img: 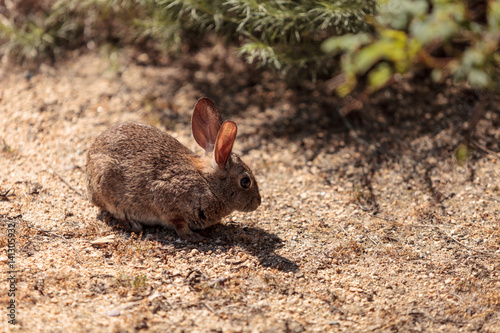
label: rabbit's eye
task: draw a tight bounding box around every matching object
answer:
[240,177,251,189]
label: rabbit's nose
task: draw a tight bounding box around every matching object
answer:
[254,195,261,207]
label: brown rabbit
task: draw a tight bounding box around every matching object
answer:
[86,97,261,241]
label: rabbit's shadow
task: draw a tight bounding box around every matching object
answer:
[98,212,299,273]
[199,222,299,273]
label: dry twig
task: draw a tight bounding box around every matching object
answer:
[470,140,500,159]
[417,225,497,257]
[368,214,497,257]
[50,167,83,197]
[201,302,219,315]
[475,194,500,203]
[17,218,84,264]
[0,188,12,201]
[90,234,116,246]
[365,233,378,246]
[338,222,349,236]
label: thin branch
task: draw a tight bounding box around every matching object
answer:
[368,214,398,224]
[470,140,500,159]
[338,223,349,236]
[477,195,500,202]
[339,212,352,236]
[425,225,496,257]
[368,214,497,257]
[365,233,378,246]
[50,167,83,197]
[201,302,219,316]
[13,218,84,264]
[0,188,12,201]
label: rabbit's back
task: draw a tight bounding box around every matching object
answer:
[86,122,203,223]
[88,122,194,164]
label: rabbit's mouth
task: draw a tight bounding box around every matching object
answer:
[241,196,261,212]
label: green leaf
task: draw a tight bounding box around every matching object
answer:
[467,68,490,88]
[431,68,443,82]
[462,48,485,68]
[455,144,470,167]
[352,43,385,73]
[321,33,371,54]
[489,2,500,28]
[368,63,393,90]
[376,0,428,29]
[336,74,357,97]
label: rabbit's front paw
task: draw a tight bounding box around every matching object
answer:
[172,219,204,242]
[121,218,143,233]
[180,230,204,243]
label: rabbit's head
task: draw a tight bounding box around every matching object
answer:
[191,98,261,213]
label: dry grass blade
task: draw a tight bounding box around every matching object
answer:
[471,140,500,158]
[50,167,83,197]
[426,225,498,258]
[201,302,221,317]
[368,214,498,257]
[20,218,84,264]
[338,223,349,236]
[365,233,378,246]
[476,194,500,203]
[106,301,142,317]
[0,188,12,201]
[90,235,116,246]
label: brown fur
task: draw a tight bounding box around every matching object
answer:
[86,99,261,241]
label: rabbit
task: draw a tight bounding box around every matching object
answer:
[85,97,261,241]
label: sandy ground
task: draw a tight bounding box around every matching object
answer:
[0,44,499,332]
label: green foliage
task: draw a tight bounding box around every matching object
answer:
[454,143,470,166]
[115,272,148,289]
[0,0,375,78]
[322,0,500,95]
[0,0,181,62]
[221,0,376,73]
[1,0,498,92]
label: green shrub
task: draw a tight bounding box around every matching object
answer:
[4,0,495,95]
[0,0,171,62]
[0,0,375,78]
[322,0,500,95]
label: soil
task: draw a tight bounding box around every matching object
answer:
[0,43,499,332]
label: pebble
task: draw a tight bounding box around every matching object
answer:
[107,309,121,317]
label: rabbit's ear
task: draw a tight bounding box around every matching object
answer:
[214,121,237,168]
[192,97,223,153]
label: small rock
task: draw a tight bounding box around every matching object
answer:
[107,309,120,317]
